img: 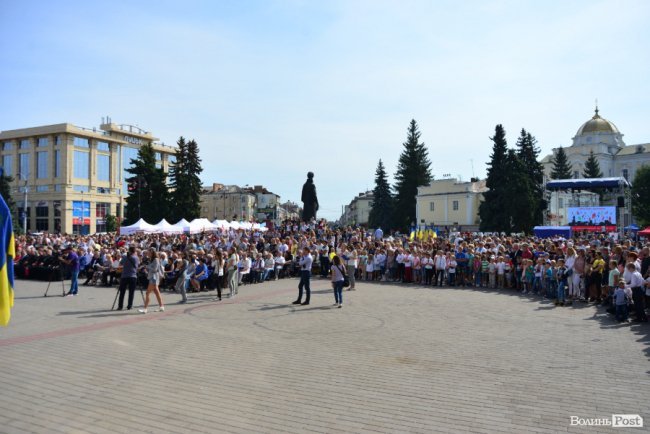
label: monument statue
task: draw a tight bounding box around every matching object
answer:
[301,172,319,221]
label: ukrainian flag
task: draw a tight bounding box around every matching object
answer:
[0,194,15,326]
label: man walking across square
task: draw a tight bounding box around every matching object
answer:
[293,247,313,306]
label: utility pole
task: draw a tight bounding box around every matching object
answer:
[16,172,28,234]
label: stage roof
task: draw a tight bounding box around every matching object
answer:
[545,177,630,190]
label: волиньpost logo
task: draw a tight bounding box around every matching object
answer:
[570,415,644,428]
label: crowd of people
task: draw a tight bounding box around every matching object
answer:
[12,219,650,323]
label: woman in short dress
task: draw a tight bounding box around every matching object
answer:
[139,248,165,314]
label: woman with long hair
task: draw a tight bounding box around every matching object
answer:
[331,255,346,308]
[139,248,165,314]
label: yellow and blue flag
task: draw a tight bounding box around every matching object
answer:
[0,193,15,326]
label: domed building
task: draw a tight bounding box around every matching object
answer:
[542,106,650,182]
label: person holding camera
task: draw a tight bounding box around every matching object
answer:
[60,245,80,296]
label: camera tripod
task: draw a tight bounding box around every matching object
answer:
[111,280,146,310]
[44,266,66,297]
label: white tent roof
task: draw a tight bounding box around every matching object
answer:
[190,218,219,232]
[154,219,184,234]
[120,218,158,235]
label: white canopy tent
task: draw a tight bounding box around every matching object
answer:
[153,219,184,234]
[120,218,158,235]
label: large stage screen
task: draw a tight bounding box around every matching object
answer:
[567,207,616,225]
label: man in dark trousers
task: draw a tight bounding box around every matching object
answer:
[293,247,313,306]
[117,246,139,310]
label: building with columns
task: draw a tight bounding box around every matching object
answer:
[0,119,176,234]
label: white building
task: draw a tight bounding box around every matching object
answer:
[340,191,374,226]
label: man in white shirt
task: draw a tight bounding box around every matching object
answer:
[626,262,648,322]
[293,247,313,305]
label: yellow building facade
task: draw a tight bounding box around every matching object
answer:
[0,120,176,234]
[416,178,487,231]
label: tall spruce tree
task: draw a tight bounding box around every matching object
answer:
[368,159,393,230]
[582,150,603,178]
[184,139,203,220]
[168,137,203,221]
[550,146,573,179]
[504,150,536,233]
[516,129,545,227]
[124,143,170,225]
[393,120,432,230]
[632,165,650,226]
[479,124,510,232]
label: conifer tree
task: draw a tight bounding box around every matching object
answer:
[550,146,573,179]
[582,150,603,178]
[368,159,393,230]
[479,124,510,232]
[632,165,650,226]
[393,120,432,230]
[168,137,204,221]
[504,150,535,233]
[0,172,20,233]
[184,139,203,220]
[516,129,545,227]
[124,143,170,225]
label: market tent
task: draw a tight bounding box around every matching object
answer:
[190,218,219,232]
[212,219,230,229]
[625,224,639,231]
[638,227,650,237]
[120,218,158,235]
[533,226,572,239]
[153,219,184,234]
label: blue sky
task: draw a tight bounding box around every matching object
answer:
[1,0,649,220]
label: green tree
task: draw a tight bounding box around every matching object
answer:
[504,150,536,233]
[169,137,203,221]
[632,165,650,227]
[368,159,393,230]
[516,129,545,227]
[393,119,432,230]
[582,150,603,178]
[550,146,573,179]
[124,143,170,225]
[105,214,117,232]
[0,173,20,233]
[479,124,511,232]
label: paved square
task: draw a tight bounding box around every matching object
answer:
[1,278,648,433]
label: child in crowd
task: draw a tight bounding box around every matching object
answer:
[605,260,619,304]
[365,253,374,281]
[473,254,482,287]
[533,258,544,295]
[481,253,490,287]
[488,256,496,289]
[447,255,457,286]
[613,279,631,322]
[496,256,505,289]
[524,260,535,294]
[555,259,568,306]
[544,262,554,299]
[504,258,512,289]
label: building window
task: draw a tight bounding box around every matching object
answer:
[429,202,435,211]
[54,150,61,178]
[122,146,139,191]
[36,186,49,192]
[73,150,89,179]
[19,139,30,149]
[37,138,48,147]
[155,152,161,161]
[54,218,61,233]
[558,198,564,209]
[452,200,459,211]
[36,206,48,217]
[97,154,110,181]
[73,185,89,192]
[19,154,30,177]
[95,202,110,232]
[573,171,579,179]
[2,155,13,176]
[622,169,629,180]
[54,184,62,192]
[3,142,12,151]
[53,201,62,217]
[55,136,61,146]
[97,141,110,152]
[36,151,48,179]
[73,137,89,148]
[36,219,49,231]
[36,206,49,231]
